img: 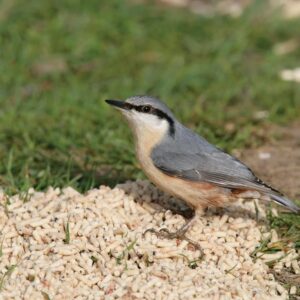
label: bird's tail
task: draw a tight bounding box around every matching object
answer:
[270,193,300,213]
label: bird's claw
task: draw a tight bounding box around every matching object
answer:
[143,227,203,253]
[143,227,179,238]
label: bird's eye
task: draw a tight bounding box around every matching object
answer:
[141,105,151,113]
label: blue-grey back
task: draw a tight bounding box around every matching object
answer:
[151,121,270,191]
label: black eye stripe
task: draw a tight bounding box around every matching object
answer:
[125,103,175,137]
[141,105,151,113]
[123,103,134,110]
[153,109,175,137]
[123,104,150,112]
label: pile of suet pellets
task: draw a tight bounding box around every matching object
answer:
[0,180,299,299]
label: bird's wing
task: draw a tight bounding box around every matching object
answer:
[151,147,276,194]
[151,146,300,213]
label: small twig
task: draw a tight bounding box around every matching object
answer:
[63,221,70,244]
[41,291,51,300]
[0,234,5,258]
[225,263,238,277]
[0,265,17,291]
[180,253,204,269]
[116,239,137,267]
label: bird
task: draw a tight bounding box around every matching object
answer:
[106,95,300,244]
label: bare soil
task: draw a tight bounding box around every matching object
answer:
[155,0,300,18]
[157,0,251,16]
[239,122,300,200]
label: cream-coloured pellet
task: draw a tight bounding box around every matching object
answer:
[0,181,290,300]
[290,286,297,295]
[291,260,300,274]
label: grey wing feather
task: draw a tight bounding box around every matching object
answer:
[153,149,300,213]
[150,124,300,213]
[151,139,276,195]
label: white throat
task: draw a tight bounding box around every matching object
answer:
[123,111,170,152]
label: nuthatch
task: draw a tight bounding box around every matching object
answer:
[106,96,299,243]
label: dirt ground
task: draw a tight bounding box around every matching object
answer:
[239,122,300,200]
[157,0,300,18]
[157,0,251,17]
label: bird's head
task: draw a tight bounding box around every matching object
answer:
[105,96,176,139]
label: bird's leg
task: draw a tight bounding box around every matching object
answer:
[144,211,203,253]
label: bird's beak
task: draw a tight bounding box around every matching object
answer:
[105,99,126,110]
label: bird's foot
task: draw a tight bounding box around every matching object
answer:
[144,218,203,253]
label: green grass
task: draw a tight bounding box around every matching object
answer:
[250,210,300,290]
[0,0,299,292]
[0,0,300,194]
